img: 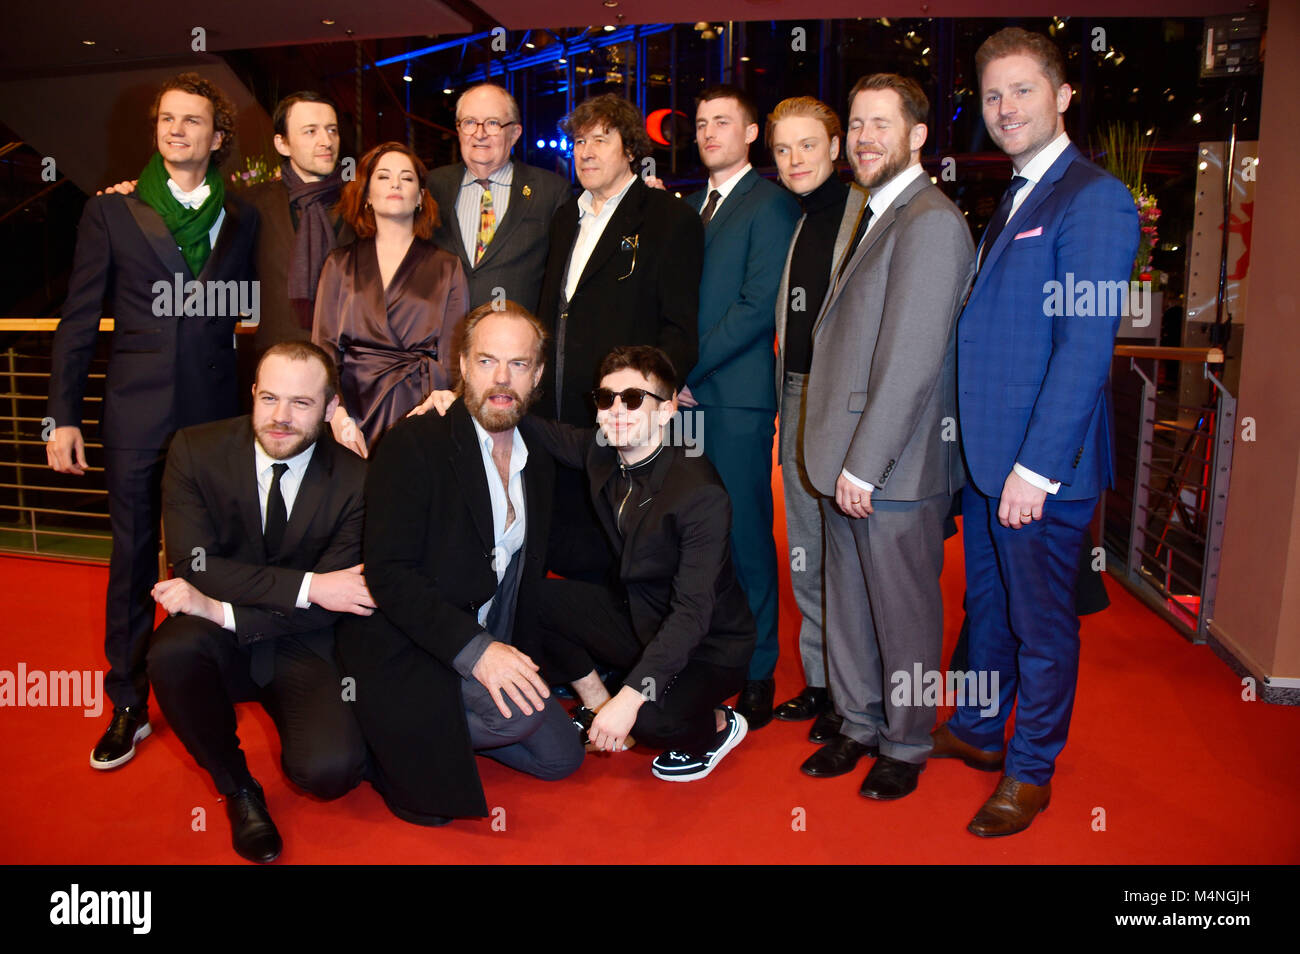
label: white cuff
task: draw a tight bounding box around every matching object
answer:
[1013,462,1061,495]
[221,602,236,632]
[296,572,313,609]
[840,469,875,493]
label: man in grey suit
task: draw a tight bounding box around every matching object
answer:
[799,75,974,800]
[426,83,571,313]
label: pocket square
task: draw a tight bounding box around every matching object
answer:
[1014,226,1043,240]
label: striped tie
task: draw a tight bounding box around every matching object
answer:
[475,178,496,265]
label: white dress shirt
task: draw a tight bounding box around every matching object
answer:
[220,439,317,631]
[564,171,638,303]
[470,416,529,627]
[166,177,225,250]
[840,162,928,494]
[457,162,513,263]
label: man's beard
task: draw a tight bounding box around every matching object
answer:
[255,418,323,460]
[466,381,536,432]
[855,135,911,190]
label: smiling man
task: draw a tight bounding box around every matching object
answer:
[519,345,757,782]
[427,83,571,312]
[47,72,259,773]
[935,28,1139,837]
[243,92,354,355]
[146,341,370,863]
[800,74,973,801]
[680,85,800,731]
[535,93,702,580]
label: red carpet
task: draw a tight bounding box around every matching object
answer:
[2,504,1298,863]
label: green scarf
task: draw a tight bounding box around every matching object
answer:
[136,152,225,277]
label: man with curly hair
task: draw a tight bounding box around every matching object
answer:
[47,71,259,772]
[535,93,703,579]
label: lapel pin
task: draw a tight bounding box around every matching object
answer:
[522,185,532,198]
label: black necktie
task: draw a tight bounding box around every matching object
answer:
[700,189,722,227]
[263,463,289,559]
[977,175,1029,270]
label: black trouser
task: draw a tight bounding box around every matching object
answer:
[535,578,746,754]
[148,615,366,798]
[102,446,169,710]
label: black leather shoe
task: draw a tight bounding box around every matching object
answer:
[859,755,924,800]
[808,708,843,745]
[225,781,283,864]
[90,706,151,770]
[735,678,775,730]
[800,733,878,777]
[773,686,828,722]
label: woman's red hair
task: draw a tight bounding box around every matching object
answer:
[337,141,439,239]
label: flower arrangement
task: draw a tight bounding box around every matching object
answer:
[1094,122,1161,282]
[228,153,282,188]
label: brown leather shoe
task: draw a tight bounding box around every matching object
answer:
[930,722,1003,772]
[967,775,1051,837]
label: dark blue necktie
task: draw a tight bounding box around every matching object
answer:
[977,175,1029,270]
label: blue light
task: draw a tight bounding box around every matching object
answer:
[549,139,558,148]
[560,137,568,150]
[536,139,545,148]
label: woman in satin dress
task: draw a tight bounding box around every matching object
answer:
[313,141,468,456]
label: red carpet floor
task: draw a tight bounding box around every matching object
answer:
[2,506,1298,864]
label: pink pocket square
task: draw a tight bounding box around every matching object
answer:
[1014,226,1043,239]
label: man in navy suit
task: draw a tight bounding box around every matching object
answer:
[934,28,1138,836]
[680,85,800,728]
[47,72,258,773]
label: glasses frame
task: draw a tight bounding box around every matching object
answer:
[591,387,670,412]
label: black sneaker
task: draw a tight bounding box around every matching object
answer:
[651,706,748,782]
[90,705,151,770]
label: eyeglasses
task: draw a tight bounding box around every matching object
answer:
[591,387,669,411]
[457,118,518,136]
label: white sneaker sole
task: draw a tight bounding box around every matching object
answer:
[89,722,152,770]
[652,711,749,782]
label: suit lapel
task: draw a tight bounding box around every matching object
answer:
[586,446,622,549]
[125,195,191,279]
[197,197,244,283]
[278,431,335,559]
[701,170,756,249]
[231,420,266,555]
[449,403,496,554]
[979,143,1080,279]
[573,177,645,296]
[774,214,805,347]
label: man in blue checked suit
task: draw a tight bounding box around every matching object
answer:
[933,27,1139,836]
[679,85,801,728]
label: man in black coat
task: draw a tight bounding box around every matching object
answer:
[522,345,756,782]
[47,73,258,772]
[535,94,703,579]
[427,83,571,313]
[336,302,583,826]
[147,342,370,863]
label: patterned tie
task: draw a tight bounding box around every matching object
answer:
[475,178,496,265]
[977,175,1029,271]
[700,189,722,227]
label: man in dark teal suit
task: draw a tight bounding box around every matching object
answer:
[680,85,800,728]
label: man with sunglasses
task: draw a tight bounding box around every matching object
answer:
[519,346,757,782]
[427,83,571,313]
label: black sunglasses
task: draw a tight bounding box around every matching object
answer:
[591,387,669,411]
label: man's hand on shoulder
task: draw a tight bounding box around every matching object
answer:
[471,641,550,718]
[152,578,224,625]
[96,179,138,197]
[308,564,376,615]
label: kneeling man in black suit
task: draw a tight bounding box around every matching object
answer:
[147,341,371,863]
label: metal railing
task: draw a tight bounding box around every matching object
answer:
[1103,345,1234,642]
